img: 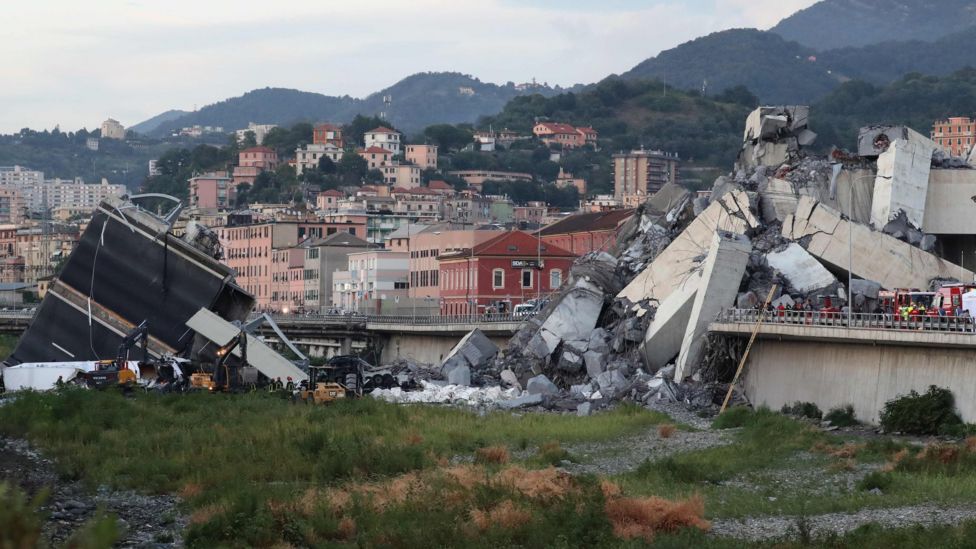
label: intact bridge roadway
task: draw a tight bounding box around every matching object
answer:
[709,309,976,425]
[0,310,526,365]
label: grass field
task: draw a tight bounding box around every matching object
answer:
[4,391,976,547]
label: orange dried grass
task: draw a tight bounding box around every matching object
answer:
[605,494,710,542]
[475,445,511,465]
[658,424,677,439]
[469,500,533,532]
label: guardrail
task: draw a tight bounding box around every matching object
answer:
[0,309,34,319]
[251,312,534,326]
[717,309,976,333]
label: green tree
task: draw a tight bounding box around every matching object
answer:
[318,156,337,174]
[240,130,258,148]
[365,169,385,184]
[423,124,473,151]
[338,152,368,185]
[344,115,396,147]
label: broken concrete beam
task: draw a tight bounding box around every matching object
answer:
[441,328,498,372]
[857,125,911,157]
[850,279,881,300]
[618,189,758,305]
[8,197,253,365]
[784,196,976,290]
[674,232,752,381]
[766,243,837,295]
[758,177,798,223]
[536,278,604,357]
[642,271,699,371]
[447,364,471,386]
[871,128,938,230]
[743,106,810,142]
[497,393,543,410]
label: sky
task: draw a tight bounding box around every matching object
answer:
[1,0,817,133]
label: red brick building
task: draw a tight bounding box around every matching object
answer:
[438,231,575,315]
[932,117,976,157]
[536,209,633,256]
[313,123,344,147]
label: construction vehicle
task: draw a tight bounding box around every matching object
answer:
[298,365,348,404]
[79,320,148,389]
[298,355,367,404]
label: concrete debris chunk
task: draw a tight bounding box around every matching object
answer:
[765,243,838,295]
[441,328,498,374]
[499,369,521,390]
[496,393,544,409]
[446,364,471,387]
[857,125,910,157]
[785,196,975,290]
[526,374,559,396]
[576,402,592,417]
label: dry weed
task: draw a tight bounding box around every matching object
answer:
[494,466,575,501]
[827,458,856,472]
[189,503,226,525]
[658,424,677,439]
[605,494,709,542]
[828,443,865,459]
[475,445,511,465]
[404,431,424,446]
[178,482,203,499]
[337,516,357,540]
[600,479,622,499]
[470,500,533,531]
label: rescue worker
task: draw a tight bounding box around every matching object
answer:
[285,377,295,391]
[273,377,283,391]
[55,375,64,389]
[777,303,786,320]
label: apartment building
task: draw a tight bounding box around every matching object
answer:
[302,232,371,313]
[612,149,679,207]
[189,171,235,210]
[405,144,438,169]
[932,117,976,157]
[363,126,401,155]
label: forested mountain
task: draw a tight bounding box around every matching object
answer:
[127,109,189,135]
[620,29,840,104]
[771,0,976,51]
[141,72,571,138]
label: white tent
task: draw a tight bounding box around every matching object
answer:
[962,290,976,318]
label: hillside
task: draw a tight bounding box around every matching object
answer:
[128,109,189,135]
[481,77,755,168]
[620,29,842,104]
[143,72,570,138]
[812,68,976,149]
[771,0,976,51]
[818,26,976,84]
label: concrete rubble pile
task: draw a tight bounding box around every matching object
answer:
[399,104,976,416]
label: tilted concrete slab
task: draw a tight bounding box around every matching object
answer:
[871,129,937,229]
[642,275,699,371]
[674,232,752,380]
[784,196,975,290]
[766,243,837,294]
[618,189,758,304]
[759,168,875,225]
[186,308,307,383]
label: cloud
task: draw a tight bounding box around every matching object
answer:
[0,0,817,133]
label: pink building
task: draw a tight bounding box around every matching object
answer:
[514,202,548,225]
[405,144,438,169]
[189,171,235,209]
[271,247,306,313]
[217,220,366,310]
[316,189,344,212]
[239,146,279,169]
[532,122,598,149]
[358,146,394,170]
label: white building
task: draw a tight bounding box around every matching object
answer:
[100,118,126,140]
[235,123,277,145]
[364,126,401,155]
[148,159,161,177]
[21,178,126,212]
[332,250,409,313]
[0,166,43,187]
[295,143,343,175]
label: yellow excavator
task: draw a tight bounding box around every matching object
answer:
[298,357,365,404]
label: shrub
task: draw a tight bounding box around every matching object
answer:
[474,445,510,465]
[857,471,893,492]
[658,424,677,439]
[825,405,859,427]
[712,406,755,429]
[781,401,823,420]
[534,441,574,466]
[0,483,43,549]
[879,386,962,435]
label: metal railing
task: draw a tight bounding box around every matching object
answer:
[250,311,533,326]
[717,308,976,333]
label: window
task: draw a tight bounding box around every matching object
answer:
[492,269,504,289]
[521,269,533,289]
[550,269,562,289]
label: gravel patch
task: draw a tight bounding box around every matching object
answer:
[711,504,976,541]
[557,424,736,476]
[721,451,882,497]
[0,437,186,547]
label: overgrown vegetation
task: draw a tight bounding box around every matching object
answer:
[0,390,672,547]
[825,405,859,427]
[0,482,119,548]
[781,401,824,421]
[879,385,962,435]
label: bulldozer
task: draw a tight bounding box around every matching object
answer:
[79,320,148,389]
